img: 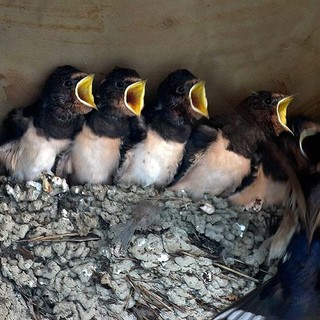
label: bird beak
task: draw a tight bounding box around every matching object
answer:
[299,127,320,159]
[75,74,97,109]
[124,80,147,117]
[189,81,209,118]
[276,95,294,134]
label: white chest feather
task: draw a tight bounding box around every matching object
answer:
[0,124,70,181]
[171,131,251,199]
[116,130,185,187]
[71,126,121,184]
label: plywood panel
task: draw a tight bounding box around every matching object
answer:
[1,0,320,120]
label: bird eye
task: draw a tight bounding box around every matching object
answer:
[63,80,73,88]
[265,98,272,105]
[176,86,186,94]
[115,81,125,89]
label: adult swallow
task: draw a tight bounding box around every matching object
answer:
[228,138,305,213]
[115,69,208,188]
[228,116,319,259]
[56,67,146,185]
[170,91,294,199]
[228,116,319,260]
[0,65,96,181]
[213,171,320,320]
[268,119,320,259]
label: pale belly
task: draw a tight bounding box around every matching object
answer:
[170,132,251,199]
[71,127,121,184]
[12,126,70,181]
[116,130,185,187]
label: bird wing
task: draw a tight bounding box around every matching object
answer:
[54,148,73,179]
[0,104,37,144]
[0,139,21,172]
[213,277,279,319]
[215,231,320,320]
[170,124,217,185]
[119,116,146,166]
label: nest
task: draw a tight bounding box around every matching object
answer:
[0,175,280,320]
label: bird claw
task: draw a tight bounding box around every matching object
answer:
[244,198,263,212]
[40,171,69,195]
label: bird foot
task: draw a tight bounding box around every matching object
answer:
[40,171,69,195]
[244,198,263,212]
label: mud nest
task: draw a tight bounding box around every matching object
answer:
[0,175,280,320]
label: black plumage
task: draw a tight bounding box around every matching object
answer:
[0,65,96,181]
[115,69,208,188]
[230,116,319,258]
[213,172,320,320]
[56,67,146,185]
[215,116,320,320]
[170,91,295,199]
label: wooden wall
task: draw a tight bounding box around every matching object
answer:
[1,0,320,120]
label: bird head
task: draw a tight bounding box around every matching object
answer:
[96,67,146,117]
[240,91,294,136]
[156,69,208,126]
[42,65,97,119]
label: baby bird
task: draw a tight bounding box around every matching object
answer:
[214,159,320,320]
[115,69,208,188]
[170,91,294,199]
[0,65,96,181]
[57,67,146,185]
[229,117,319,259]
[229,116,320,210]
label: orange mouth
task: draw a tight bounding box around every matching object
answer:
[75,74,97,109]
[189,81,209,118]
[276,95,294,134]
[124,80,147,116]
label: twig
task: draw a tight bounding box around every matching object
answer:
[212,262,259,283]
[126,275,186,313]
[17,233,100,243]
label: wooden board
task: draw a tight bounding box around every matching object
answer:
[1,0,320,120]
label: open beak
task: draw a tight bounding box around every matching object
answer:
[75,74,97,109]
[276,95,294,134]
[189,81,209,118]
[299,127,320,159]
[124,80,146,116]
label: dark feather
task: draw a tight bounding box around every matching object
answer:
[0,104,38,144]
[59,67,146,185]
[214,232,320,320]
[116,69,207,188]
[214,173,320,320]
[0,65,93,181]
[170,91,290,198]
[146,69,204,143]
[170,124,217,185]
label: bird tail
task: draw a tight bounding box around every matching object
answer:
[268,156,306,260]
[213,278,278,320]
[303,173,320,243]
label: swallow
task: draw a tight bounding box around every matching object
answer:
[267,119,320,259]
[170,91,295,199]
[115,69,208,188]
[213,173,320,320]
[56,67,146,185]
[227,117,319,258]
[230,115,320,205]
[0,65,96,182]
[228,138,304,212]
